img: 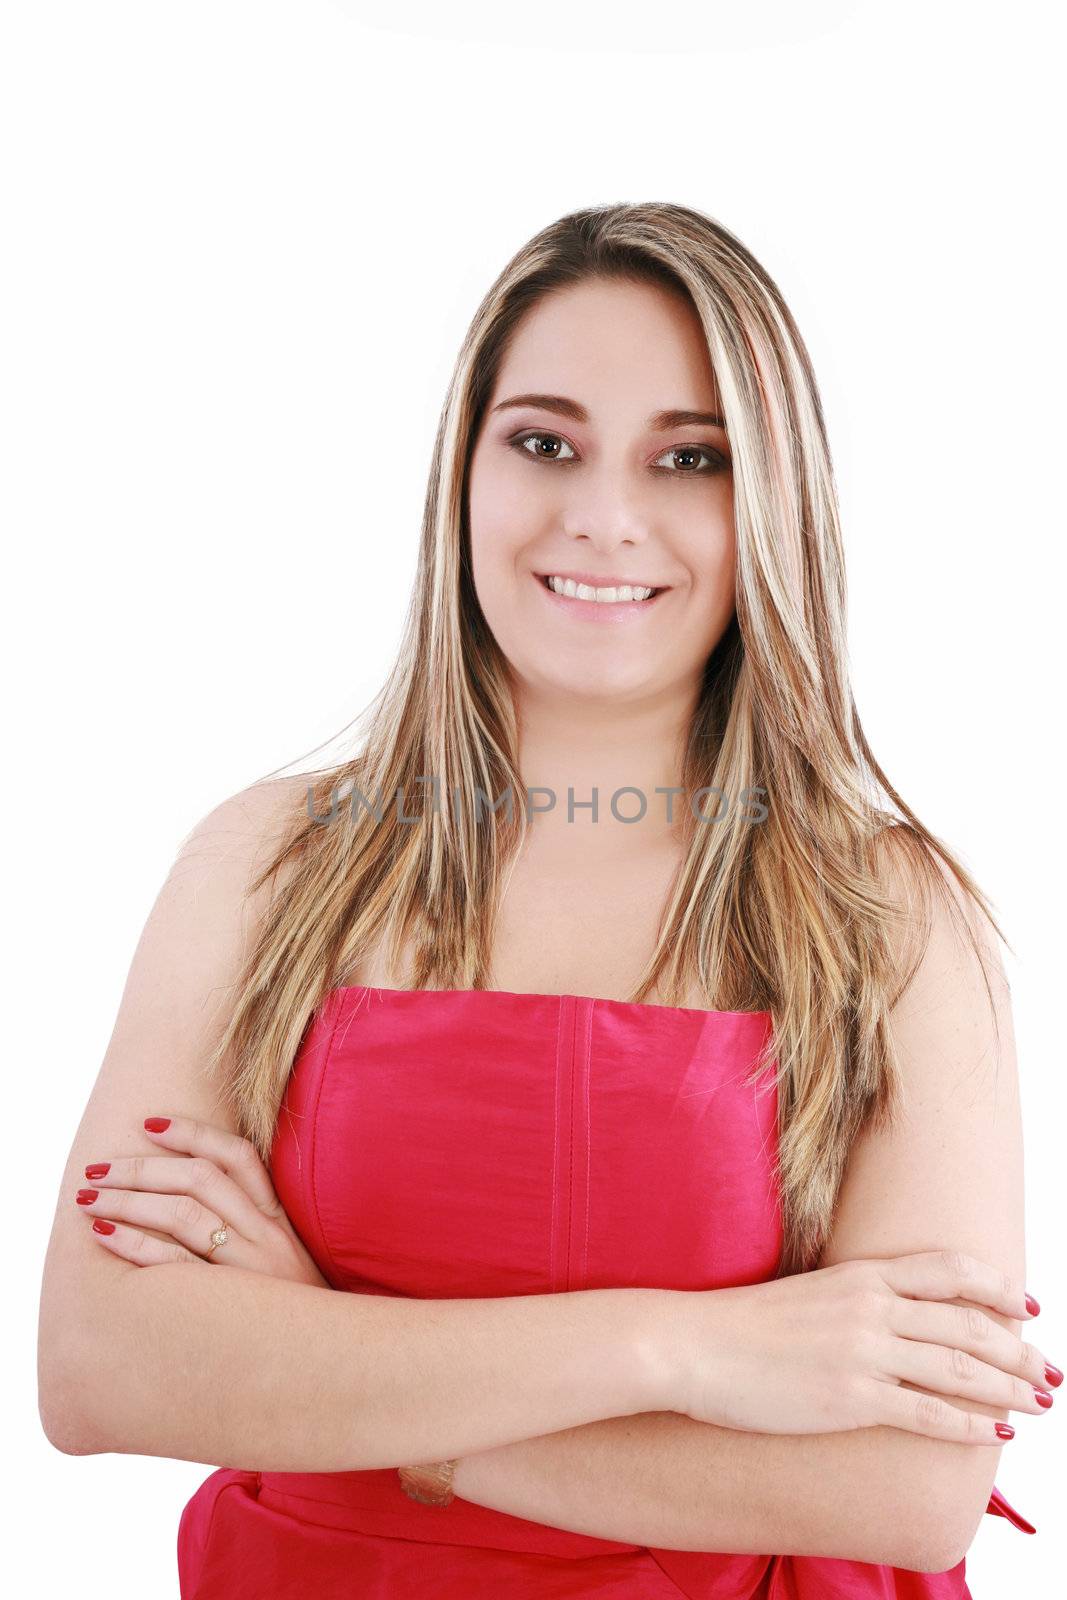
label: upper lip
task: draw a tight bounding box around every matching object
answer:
[536,570,667,590]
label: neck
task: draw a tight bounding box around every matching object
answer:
[512,679,698,847]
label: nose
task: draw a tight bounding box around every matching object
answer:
[561,504,652,556]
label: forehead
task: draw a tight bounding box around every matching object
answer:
[492,278,721,415]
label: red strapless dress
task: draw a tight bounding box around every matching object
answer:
[178,986,1035,1596]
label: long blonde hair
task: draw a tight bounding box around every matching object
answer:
[210,201,1007,1276]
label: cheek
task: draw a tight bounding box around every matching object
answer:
[677,520,735,590]
[471,484,530,549]
[677,525,737,650]
[467,519,516,630]
[468,474,537,599]
[468,516,512,610]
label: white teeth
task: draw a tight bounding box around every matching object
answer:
[545,576,655,603]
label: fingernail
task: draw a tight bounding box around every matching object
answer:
[76,1189,98,1205]
[85,1163,110,1180]
[994,1422,1014,1440]
[1045,1363,1063,1388]
[91,1218,116,1235]
[1025,1293,1040,1316]
[144,1117,171,1133]
[1034,1389,1053,1409]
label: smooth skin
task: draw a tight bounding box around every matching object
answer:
[39,276,1054,1566]
[75,1108,1056,1446]
[38,777,671,1471]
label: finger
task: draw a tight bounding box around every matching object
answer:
[880,1249,1032,1322]
[84,1215,204,1268]
[76,1185,234,1262]
[886,1338,1053,1417]
[141,1115,284,1217]
[890,1295,1054,1394]
[872,1380,1017,1445]
[84,1154,266,1243]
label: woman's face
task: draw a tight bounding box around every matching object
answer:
[467,276,737,709]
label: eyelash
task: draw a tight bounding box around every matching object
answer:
[507,430,731,477]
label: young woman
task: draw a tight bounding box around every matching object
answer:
[39,202,1054,1596]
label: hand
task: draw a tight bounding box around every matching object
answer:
[665,1251,1060,1445]
[76,1114,331,1289]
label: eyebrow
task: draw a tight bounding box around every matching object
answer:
[489,392,728,432]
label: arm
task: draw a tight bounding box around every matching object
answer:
[48,1261,665,1471]
[37,780,666,1469]
[807,838,1029,1569]
[448,837,1031,1575]
[451,1413,950,1570]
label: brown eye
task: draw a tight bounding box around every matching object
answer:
[511,431,577,462]
[508,431,729,475]
[653,445,729,475]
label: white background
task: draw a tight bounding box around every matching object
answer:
[5,1,1063,1592]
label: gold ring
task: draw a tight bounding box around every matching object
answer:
[206,1223,230,1257]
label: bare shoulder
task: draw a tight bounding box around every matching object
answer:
[38,771,315,1397]
[854,825,1016,1161]
[870,823,1008,1006]
[170,772,313,901]
[120,772,314,1044]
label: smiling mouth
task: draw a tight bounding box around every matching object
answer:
[535,574,668,604]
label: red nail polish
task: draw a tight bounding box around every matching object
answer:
[76,1189,98,1205]
[144,1117,171,1133]
[91,1218,116,1235]
[994,1422,1015,1440]
[1025,1293,1040,1316]
[1034,1389,1053,1409]
[85,1163,110,1180]
[1045,1363,1063,1388]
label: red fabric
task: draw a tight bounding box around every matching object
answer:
[178,986,1035,1596]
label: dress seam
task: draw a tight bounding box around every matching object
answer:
[566,997,579,1287]
[307,991,347,1284]
[582,998,593,1286]
[549,997,564,1292]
